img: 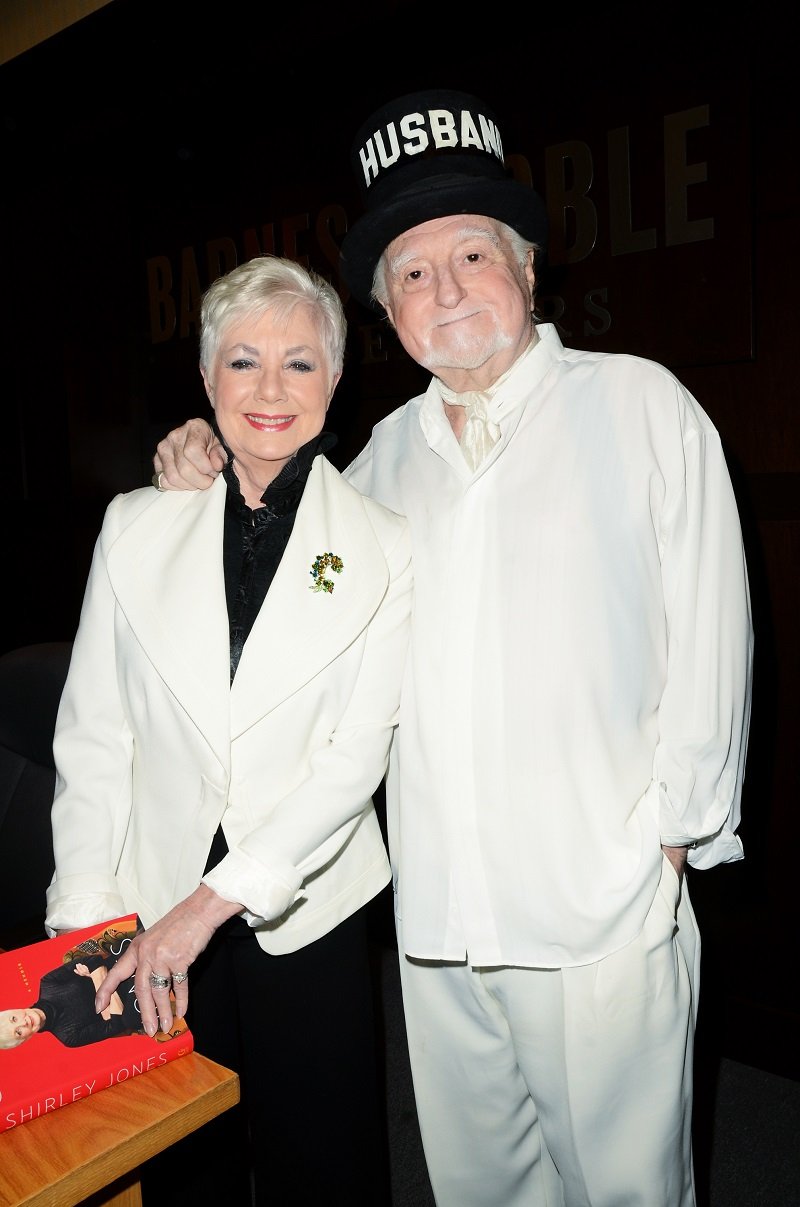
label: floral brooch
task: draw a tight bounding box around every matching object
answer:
[309,552,344,594]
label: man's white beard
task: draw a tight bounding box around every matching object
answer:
[417,322,516,373]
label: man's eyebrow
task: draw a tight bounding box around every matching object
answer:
[388,249,420,278]
[456,225,502,247]
[388,226,501,279]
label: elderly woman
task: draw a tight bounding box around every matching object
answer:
[44,256,412,1206]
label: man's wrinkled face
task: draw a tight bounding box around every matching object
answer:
[381,215,534,374]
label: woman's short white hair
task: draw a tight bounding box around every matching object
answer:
[200,255,347,379]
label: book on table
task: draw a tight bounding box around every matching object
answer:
[0,913,193,1133]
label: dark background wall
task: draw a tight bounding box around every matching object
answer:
[1,1,797,1081]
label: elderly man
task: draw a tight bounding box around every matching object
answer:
[152,90,753,1207]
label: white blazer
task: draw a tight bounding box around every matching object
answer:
[45,457,412,954]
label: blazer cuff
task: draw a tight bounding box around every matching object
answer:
[44,887,128,938]
[202,847,305,922]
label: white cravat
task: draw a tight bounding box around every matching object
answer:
[438,334,539,472]
[439,386,499,471]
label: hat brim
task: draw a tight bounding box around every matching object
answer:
[339,175,548,312]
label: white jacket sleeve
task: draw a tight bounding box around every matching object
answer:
[46,495,133,933]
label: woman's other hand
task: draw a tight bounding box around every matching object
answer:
[93,885,243,1035]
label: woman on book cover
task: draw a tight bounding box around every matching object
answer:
[43,258,412,1207]
[0,951,141,1049]
[0,923,186,1049]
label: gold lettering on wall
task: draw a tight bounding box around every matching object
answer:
[664,105,714,246]
[545,139,598,264]
[281,213,311,266]
[178,247,202,340]
[583,288,612,335]
[316,204,349,295]
[147,255,176,344]
[608,126,657,256]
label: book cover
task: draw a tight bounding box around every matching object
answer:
[0,913,193,1133]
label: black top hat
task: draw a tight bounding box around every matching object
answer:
[339,89,548,311]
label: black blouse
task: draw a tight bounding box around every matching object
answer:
[218,426,338,683]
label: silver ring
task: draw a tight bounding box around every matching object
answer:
[148,972,171,990]
[172,971,189,984]
[152,471,166,491]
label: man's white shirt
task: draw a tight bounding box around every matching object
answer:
[345,322,753,967]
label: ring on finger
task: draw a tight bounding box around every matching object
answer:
[172,971,189,984]
[149,972,171,990]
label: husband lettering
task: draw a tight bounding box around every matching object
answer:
[357,106,503,187]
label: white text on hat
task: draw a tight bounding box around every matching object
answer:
[358,107,504,188]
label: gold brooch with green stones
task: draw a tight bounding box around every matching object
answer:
[309,552,344,594]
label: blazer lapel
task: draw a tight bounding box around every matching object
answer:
[230,458,390,737]
[106,478,232,771]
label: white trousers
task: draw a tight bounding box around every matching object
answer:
[397,856,699,1207]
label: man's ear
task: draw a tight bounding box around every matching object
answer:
[200,366,216,408]
[525,249,536,306]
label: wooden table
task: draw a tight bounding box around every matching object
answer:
[0,1051,239,1206]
